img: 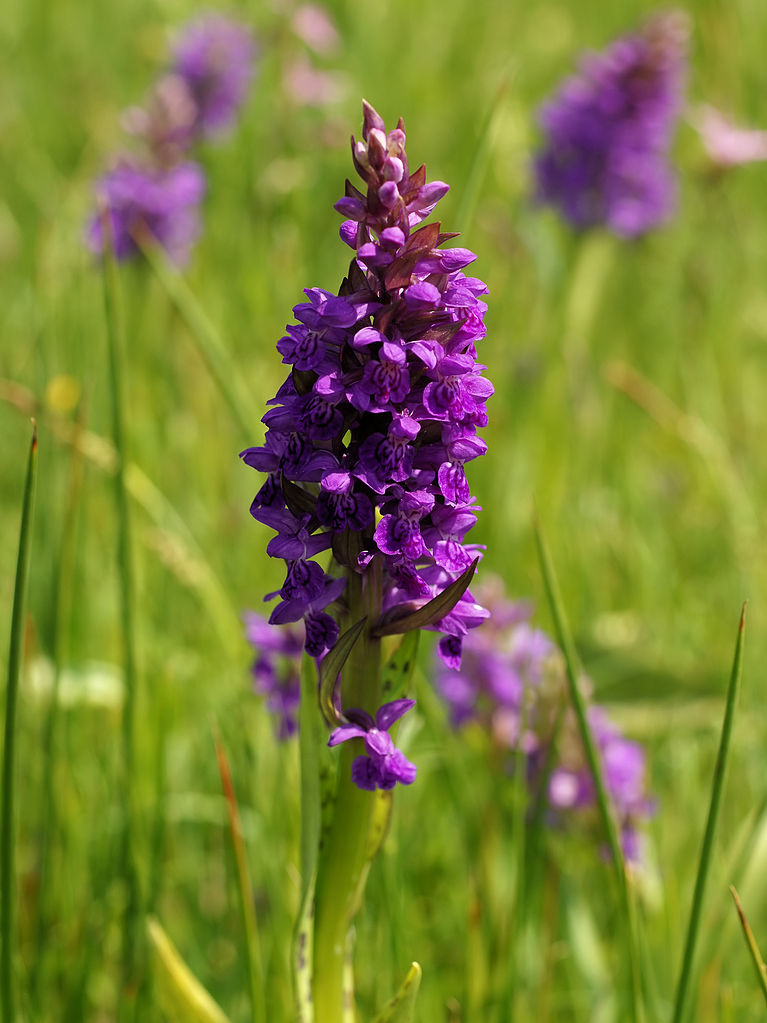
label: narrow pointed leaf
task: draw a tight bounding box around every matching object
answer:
[371,559,478,638]
[1,422,37,1023]
[672,605,747,1023]
[730,885,767,1007]
[534,519,640,1023]
[319,617,367,725]
[146,917,232,1023]
[370,962,422,1023]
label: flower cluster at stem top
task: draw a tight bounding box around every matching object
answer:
[241,101,492,669]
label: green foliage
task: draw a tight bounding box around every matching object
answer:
[2,0,767,1019]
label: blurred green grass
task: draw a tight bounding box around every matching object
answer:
[3,0,767,1018]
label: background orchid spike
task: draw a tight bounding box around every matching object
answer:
[87,160,205,265]
[241,100,492,673]
[244,612,303,740]
[86,14,256,264]
[434,577,654,862]
[534,11,688,237]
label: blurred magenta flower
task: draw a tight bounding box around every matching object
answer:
[86,160,205,264]
[291,4,340,56]
[171,14,257,139]
[244,611,304,740]
[534,12,688,237]
[434,578,654,861]
[693,104,767,168]
[87,14,256,264]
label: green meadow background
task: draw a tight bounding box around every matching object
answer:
[2,0,767,1018]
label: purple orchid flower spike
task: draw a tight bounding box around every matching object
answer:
[534,11,688,237]
[241,102,493,666]
[328,699,417,791]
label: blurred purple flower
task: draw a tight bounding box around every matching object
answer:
[86,159,205,265]
[434,577,654,862]
[549,706,653,862]
[172,14,256,139]
[534,12,688,237]
[244,611,304,739]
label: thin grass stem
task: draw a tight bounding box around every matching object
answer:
[101,233,142,1009]
[137,233,253,440]
[212,724,267,1023]
[1,421,38,1023]
[32,410,85,999]
[671,606,746,1023]
[534,517,641,1023]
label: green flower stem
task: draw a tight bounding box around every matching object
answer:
[312,569,382,1023]
[535,519,641,1023]
[1,422,37,1023]
[102,237,142,1007]
[671,606,746,1023]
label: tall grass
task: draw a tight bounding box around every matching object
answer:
[1,0,767,1018]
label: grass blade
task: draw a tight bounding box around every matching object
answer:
[212,724,267,1023]
[146,916,232,1023]
[534,517,641,1023]
[729,885,767,1007]
[101,230,142,1008]
[137,233,253,439]
[671,606,747,1023]
[32,411,85,1001]
[1,422,37,1023]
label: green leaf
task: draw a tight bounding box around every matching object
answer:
[1,422,37,1023]
[294,653,326,1022]
[146,916,232,1023]
[380,632,420,702]
[672,605,747,1023]
[534,519,640,1023]
[370,962,422,1023]
[319,617,367,725]
[371,559,478,638]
